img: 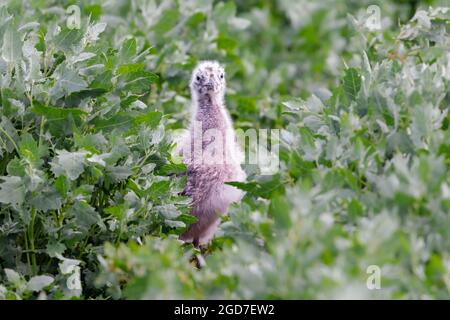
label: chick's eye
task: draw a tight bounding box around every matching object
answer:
[196,76,200,81]
[220,73,224,79]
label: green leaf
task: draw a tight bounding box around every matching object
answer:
[18,133,46,164]
[343,68,361,101]
[213,2,236,25]
[269,194,291,229]
[0,116,19,153]
[27,275,54,292]
[83,22,107,45]
[30,186,62,211]
[152,9,179,34]
[31,103,86,121]
[6,158,25,176]
[50,150,87,180]
[156,204,181,219]
[92,112,133,132]
[157,163,187,175]
[217,35,237,52]
[121,70,159,94]
[134,111,162,128]
[425,253,446,283]
[58,256,81,275]
[54,175,70,195]
[228,176,284,199]
[177,213,198,225]
[226,181,259,193]
[68,201,102,234]
[2,24,22,63]
[46,241,66,258]
[65,88,108,106]
[91,71,113,91]
[50,65,88,99]
[54,28,83,53]
[0,176,25,206]
[106,165,132,182]
[117,63,145,75]
[105,204,127,220]
[186,12,206,28]
[4,268,22,286]
[164,220,185,228]
[120,38,136,61]
[147,180,171,198]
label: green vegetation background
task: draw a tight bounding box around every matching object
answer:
[0,0,449,299]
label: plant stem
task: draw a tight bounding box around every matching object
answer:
[23,230,31,275]
[38,116,46,149]
[28,207,38,275]
[0,126,19,153]
[78,227,95,259]
[116,222,123,244]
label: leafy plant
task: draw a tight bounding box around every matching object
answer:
[1,0,449,300]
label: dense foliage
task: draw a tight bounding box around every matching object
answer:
[0,0,449,299]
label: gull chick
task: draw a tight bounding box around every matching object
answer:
[178,61,246,247]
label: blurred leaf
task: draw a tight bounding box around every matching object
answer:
[50,150,87,180]
[27,275,53,292]
[0,176,24,206]
[134,110,162,128]
[268,194,291,229]
[343,68,361,101]
[152,9,179,35]
[2,24,22,63]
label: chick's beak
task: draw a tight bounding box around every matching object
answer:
[205,80,215,91]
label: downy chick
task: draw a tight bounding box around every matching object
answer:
[178,61,246,247]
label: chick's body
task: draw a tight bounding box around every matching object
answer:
[179,61,246,246]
